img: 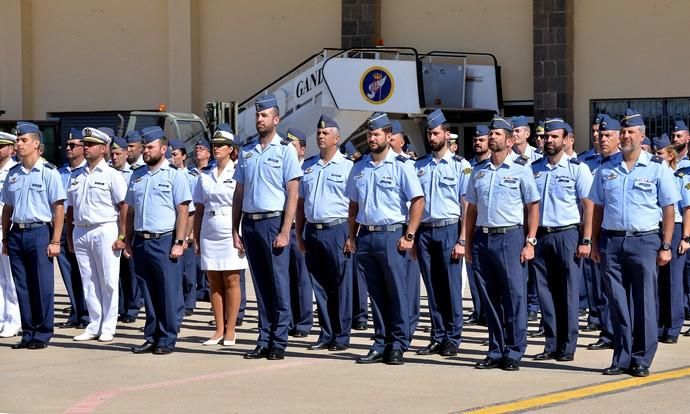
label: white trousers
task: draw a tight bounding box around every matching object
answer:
[74,222,121,336]
[0,236,21,333]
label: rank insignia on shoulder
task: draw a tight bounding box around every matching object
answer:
[514,156,529,166]
[417,169,425,177]
[675,170,685,177]
[569,158,581,164]
[189,169,199,176]
[463,167,472,175]
[651,155,663,164]
[130,164,143,171]
[453,155,465,162]
[396,154,408,162]
[685,183,690,190]
[9,164,20,171]
[44,162,57,169]
[243,152,253,159]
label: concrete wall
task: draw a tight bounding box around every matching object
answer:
[379,0,533,102]
[196,0,341,113]
[573,0,690,147]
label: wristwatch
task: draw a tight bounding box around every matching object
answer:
[457,239,466,246]
[683,235,690,243]
[660,242,672,251]
[580,238,592,246]
[404,232,415,242]
[525,237,537,247]
[174,239,185,246]
[117,234,126,241]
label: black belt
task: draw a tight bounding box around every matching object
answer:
[361,224,403,232]
[538,224,578,234]
[479,225,521,234]
[135,230,173,240]
[307,218,348,230]
[604,229,658,237]
[14,222,48,230]
[420,218,459,228]
[243,211,282,221]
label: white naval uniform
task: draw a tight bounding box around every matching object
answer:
[67,159,128,337]
[193,163,248,271]
[0,158,20,335]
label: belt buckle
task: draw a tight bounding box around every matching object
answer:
[482,227,488,234]
[143,233,151,240]
[367,225,375,231]
[315,223,324,230]
[546,227,554,233]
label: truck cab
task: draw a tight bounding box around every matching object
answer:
[126,111,208,159]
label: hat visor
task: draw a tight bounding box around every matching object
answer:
[83,137,106,144]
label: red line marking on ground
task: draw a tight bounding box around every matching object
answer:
[63,361,312,414]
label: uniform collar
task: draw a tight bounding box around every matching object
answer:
[488,153,514,170]
[86,159,108,173]
[146,158,171,174]
[319,150,346,166]
[630,150,652,167]
[512,145,535,158]
[547,153,570,169]
[270,134,283,146]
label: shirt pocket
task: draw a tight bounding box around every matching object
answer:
[497,177,520,196]
[554,178,576,199]
[263,157,283,169]
[325,173,346,189]
[630,179,656,204]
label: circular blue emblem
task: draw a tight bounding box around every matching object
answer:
[360,66,395,105]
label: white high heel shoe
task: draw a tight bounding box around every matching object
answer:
[222,337,236,346]
[0,326,20,338]
[202,336,223,346]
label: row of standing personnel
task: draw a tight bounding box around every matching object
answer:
[0,102,687,377]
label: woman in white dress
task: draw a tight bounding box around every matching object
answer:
[193,124,248,346]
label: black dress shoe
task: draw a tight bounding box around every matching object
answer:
[528,328,545,337]
[184,309,194,316]
[528,311,538,321]
[267,348,285,360]
[533,351,555,361]
[352,321,368,331]
[416,341,442,355]
[11,341,30,349]
[440,342,458,357]
[602,365,625,375]
[629,363,649,377]
[464,315,479,325]
[587,338,613,350]
[684,328,690,337]
[385,350,404,365]
[28,341,48,350]
[289,330,309,338]
[76,322,89,329]
[329,344,349,351]
[582,323,601,332]
[56,321,77,329]
[556,353,574,362]
[62,306,73,314]
[685,311,690,321]
[153,347,173,355]
[131,341,155,354]
[659,335,678,344]
[121,315,136,324]
[481,339,490,346]
[356,350,385,364]
[307,342,329,351]
[502,358,520,371]
[235,319,243,327]
[475,357,501,369]
[243,345,269,359]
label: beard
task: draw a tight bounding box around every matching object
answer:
[429,140,446,152]
[369,141,387,154]
[144,152,163,166]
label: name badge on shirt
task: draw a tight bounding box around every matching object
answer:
[380,176,393,185]
[223,179,233,184]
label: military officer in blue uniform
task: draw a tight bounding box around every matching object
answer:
[671,120,690,169]
[125,126,192,355]
[282,128,314,338]
[110,137,141,323]
[0,131,21,339]
[465,125,491,326]
[534,121,545,154]
[413,109,471,357]
[2,122,66,349]
[345,112,425,365]
[192,138,213,304]
[56,128,89,329]
[126,130,145,169]
[676,165,690,336]
[530,118,594,362]
[296,115,354,351]
[464,116,541,371]
[388,120,422,338]
[589,109,679,377]
[232,94,303,360]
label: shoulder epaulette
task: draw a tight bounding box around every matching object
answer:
[189,169,200,176]
[9,163,21,171]
[651,155,663,164]
[130,164,143,171]
[200,164,213,172]
[569,158,581,165]
[352,156,364,163]
[584,154,598,161]
[304,155,318,163]
[396,154,408,162]
[44,162,56,170]
[453,155,465,162]
[242,139,256,148]
[514,156,529,166]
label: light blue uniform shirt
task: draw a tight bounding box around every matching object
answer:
[125,159,192,233]
[233,135,303,213]
[346,149,424,226]
[532,155,593,227]
[465,155,541,227]
[677,154,690,169]
[589,151,680,232]
[676,167,690,215]
[414,151,472,222]
[510,145,542,165]
[300,151,353,223]
[1,158,66,224]
[59,160,86,193]
[577,148,597,162]
[113,163,134,183]
[469,157,488,168]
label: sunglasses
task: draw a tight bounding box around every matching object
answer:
[67,142,83,149]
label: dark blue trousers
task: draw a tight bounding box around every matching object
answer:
[406,251,420,337]
[289,229,313,332]
[304,222,352,346]
[532,228,580,355]
[9,225,55,344]
[118,255,143,318]
[658,223,684,338]
[238,270,246,321]
[465,260,484,321]
[195,255,209,301]
[242,216,292,351]
[527,263,540,314]
[581,257,600,325]
[602,232,659,369]
[133,234,182,349]
[352,254,369,325]
[416,224,463,347]
[472,227,527,361]
[181,245,197,312]
[57,230,88,324]
[356,228,410,353]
